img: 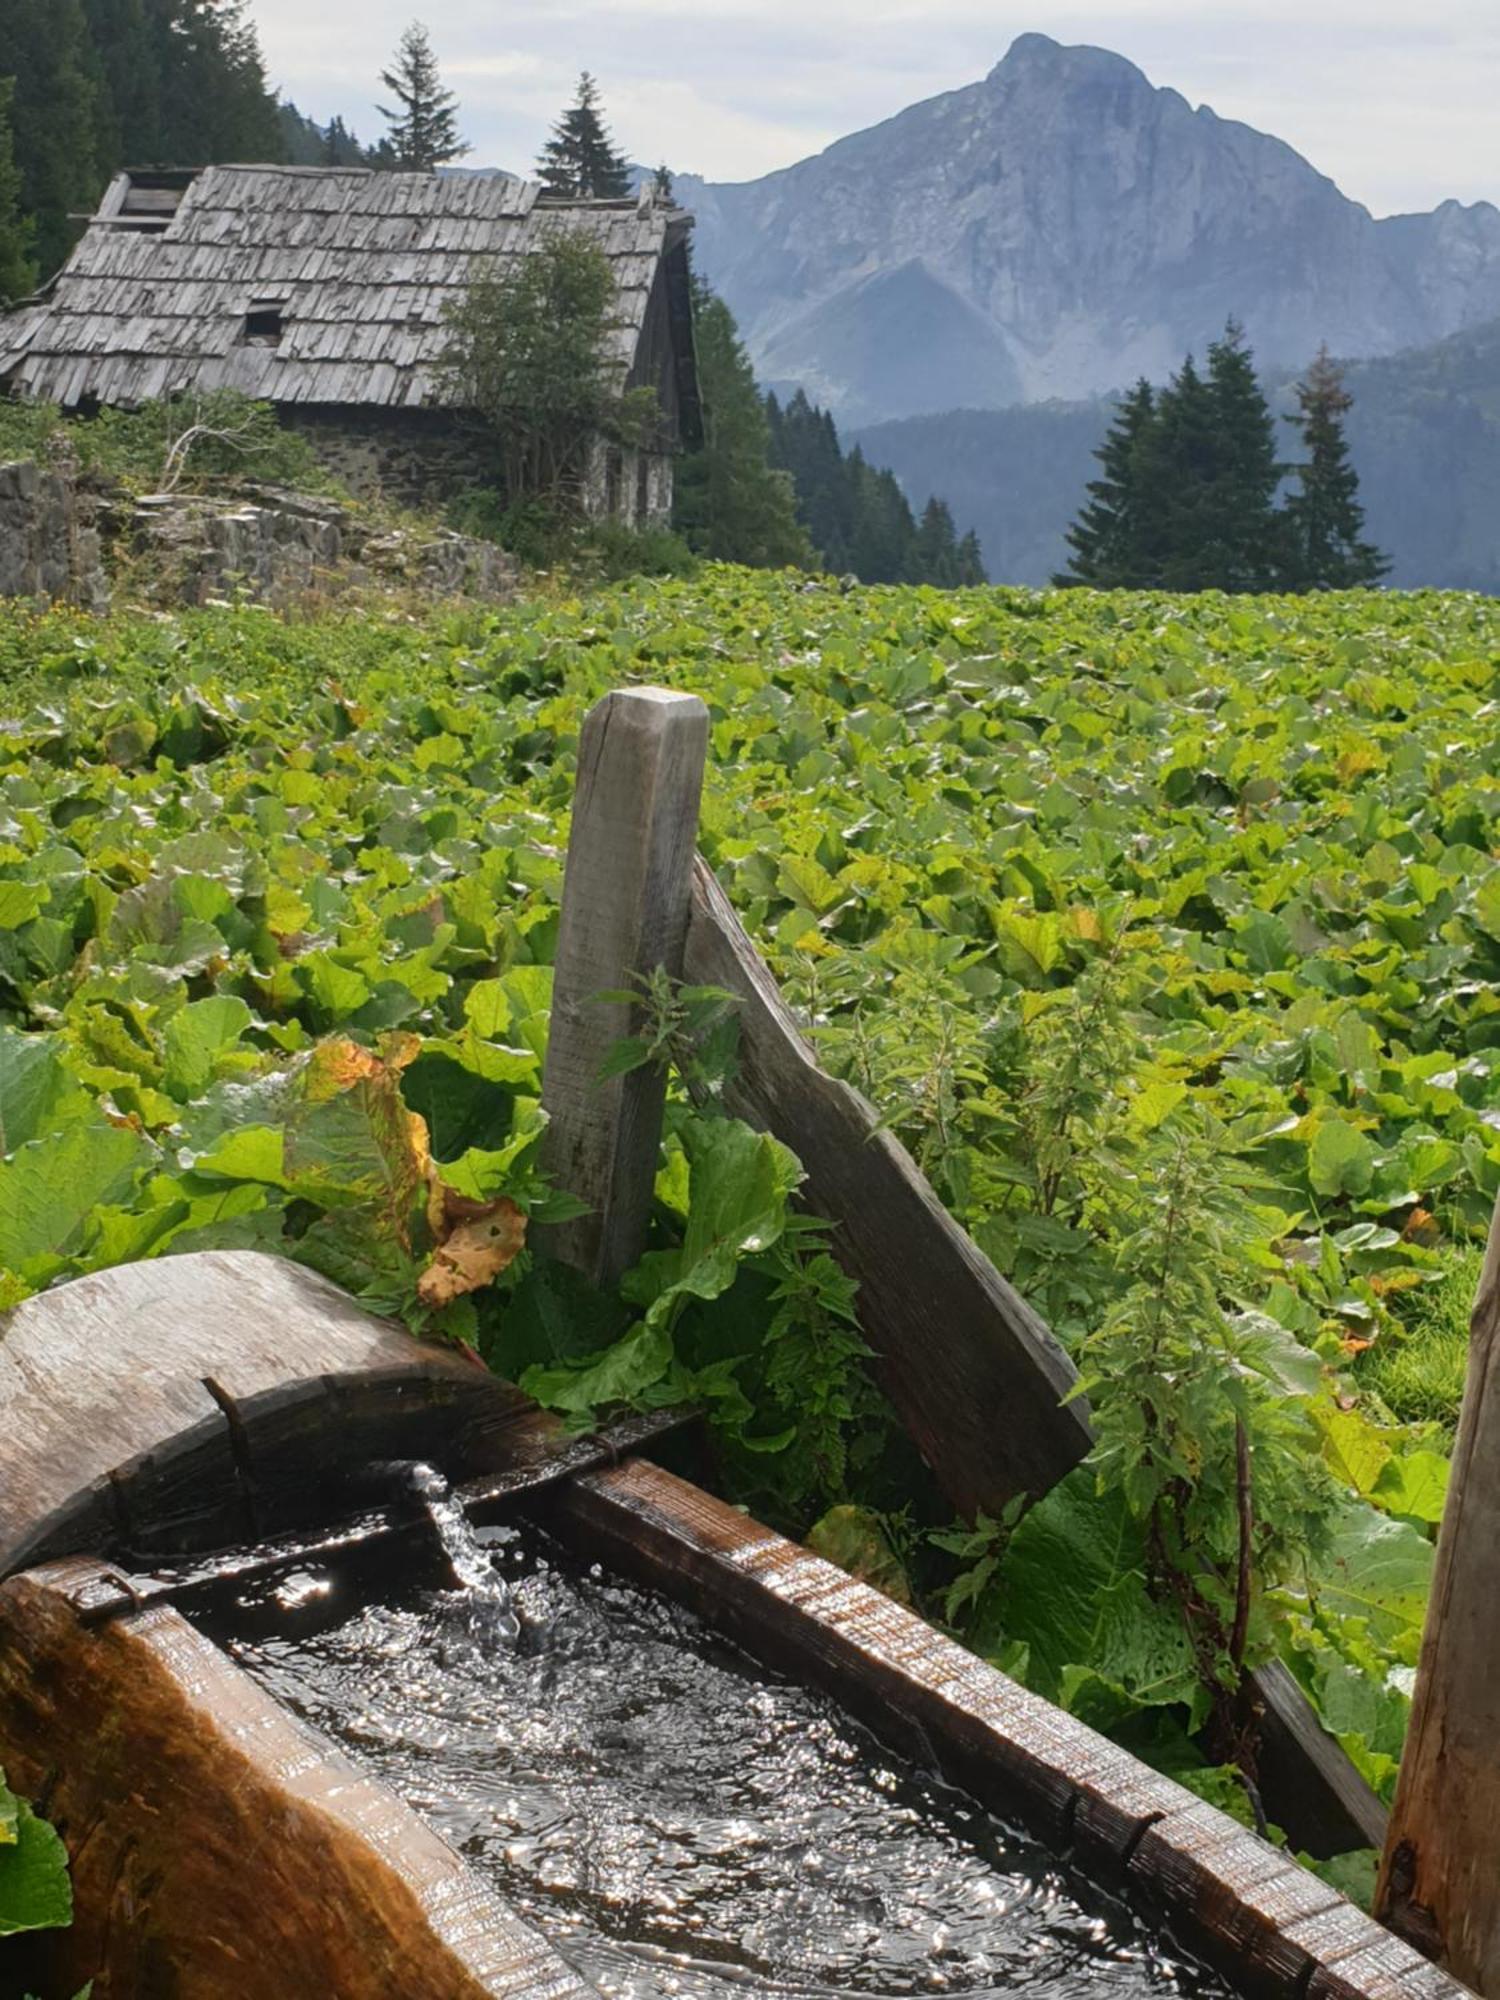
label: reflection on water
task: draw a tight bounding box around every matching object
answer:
[217,1520,1227,2000]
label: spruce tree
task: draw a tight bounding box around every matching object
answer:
[0,0,100,279]
[378,21,468,171]
[673,283,812,568]
[537,74,631,199]
[955,529,987,586]
[1201,320,1285,590]
[914,497,960,585]
[1284,347,1389,588]
[1055,378,1155,586]
[0,80,36,305]
[1136,354,1222,589]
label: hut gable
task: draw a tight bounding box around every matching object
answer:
[0,166,698,435]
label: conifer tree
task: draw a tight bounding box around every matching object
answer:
[1201,320,1285,589]
[955,529,987,587]
[914,496,960,585]
[378,21,468,171]
[0,80,36,305]
[537,74,631,199]
[1055,378,1155,586]
[0,0,100,279]
[1284,347,1388,588]
[674,283,812,568]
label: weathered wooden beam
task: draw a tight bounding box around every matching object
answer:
[0,1252,538,1577]
[0,1559,599,2000]
[1378,1197,1500,1992]
[544,1458,1466,2000]
[1251,1658,1387,1858]
[540,688,709,1288]
[683,854,1091,1513]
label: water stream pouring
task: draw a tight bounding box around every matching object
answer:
[392,1460,522,1645]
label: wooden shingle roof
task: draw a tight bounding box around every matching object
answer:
[0,166,689,411]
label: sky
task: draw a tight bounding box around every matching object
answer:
[249,0,1500,218]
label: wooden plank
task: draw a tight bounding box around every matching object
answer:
[1251,1658,1388,1857]
[541,1459,1473,2000]
[0,1559,599,2000]
[682,855,1091,1512]
[1378,1194,1500,1991]
[0,1251,536,1576]
[539,688,708,1288]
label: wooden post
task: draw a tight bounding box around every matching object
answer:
[1377,1195,1500,1992]
[539,687,708,1289]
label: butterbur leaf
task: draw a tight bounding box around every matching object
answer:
[1370,1450,1450,1527]
[1311,1400,1392,1497]
[0,1117,150,1278]
[1307,1501,1434,1661]
[996,1468,1202,1715]
[1308,1119,1377,1199]
[0,1030,88,1155]
[523,1317,674,1416]
[417,1197,527,1307]
[162,995,254,1100]
[0,1774,72,1938]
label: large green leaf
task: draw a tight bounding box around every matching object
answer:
[1309,1501,1434,1662]
[162,995,254,1100]
[0,1030,88,1155]
[0,1116,150,1278]
[0,1775,72,1938]
[995,1469,1202,1716]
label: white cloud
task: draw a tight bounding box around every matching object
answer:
[250,0,1500,213]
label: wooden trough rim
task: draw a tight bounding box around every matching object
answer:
[2,1413,1470,2000]
[539,1458,1470,2000]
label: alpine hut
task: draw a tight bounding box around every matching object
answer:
[0,166,701,522]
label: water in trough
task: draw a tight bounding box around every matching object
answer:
[208,1477,1229,2000]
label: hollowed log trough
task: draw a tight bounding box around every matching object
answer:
[0,1253,1470,2000]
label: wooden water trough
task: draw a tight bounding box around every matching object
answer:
[0,687,1482,1999]
[0,1253,1467,2000]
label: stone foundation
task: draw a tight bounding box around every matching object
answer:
[0,461,517,612]
[0,456,110,611]
[129,486,518,608]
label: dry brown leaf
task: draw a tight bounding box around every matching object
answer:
[417,1197,528,1308]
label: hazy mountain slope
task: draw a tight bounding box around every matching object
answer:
[679,34,1500,428]
[855,320,1500,591]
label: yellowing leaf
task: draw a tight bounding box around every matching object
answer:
[417,1196,527,1307]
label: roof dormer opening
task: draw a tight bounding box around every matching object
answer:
[242,298,287,346]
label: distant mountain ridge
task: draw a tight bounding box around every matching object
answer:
[678,34,1500,428]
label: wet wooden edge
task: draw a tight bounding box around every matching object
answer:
[0,1251,534,1576]
[544,1459,1473,2000]
[0,1557,598,2000]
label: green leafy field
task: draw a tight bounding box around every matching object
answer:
[3,571,1497,1869]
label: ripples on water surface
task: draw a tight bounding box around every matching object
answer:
[216,1522,1228,2000]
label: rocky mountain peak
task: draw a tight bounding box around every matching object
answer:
[682,39,1500,429]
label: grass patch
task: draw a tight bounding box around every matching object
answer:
[1360,1247,1480,1435]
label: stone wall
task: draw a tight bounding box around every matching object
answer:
[0,460,517,612]
[0,457,110,611]
[282,407,493,511]
[289,406,676,527]
[129,486,518,608]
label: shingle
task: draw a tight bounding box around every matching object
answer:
[0,168,668,409]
